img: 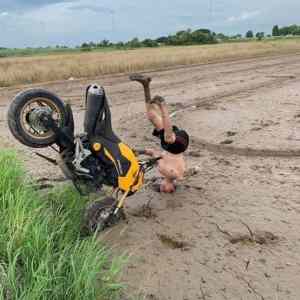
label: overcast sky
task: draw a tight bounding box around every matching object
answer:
[0,0,299,48]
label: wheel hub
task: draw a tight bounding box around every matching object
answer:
[27,107,52,133]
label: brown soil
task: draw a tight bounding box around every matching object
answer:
[2,54,300,299]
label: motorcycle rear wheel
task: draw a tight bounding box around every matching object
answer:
[7,88,67,148]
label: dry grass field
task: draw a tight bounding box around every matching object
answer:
[1,39,300,87]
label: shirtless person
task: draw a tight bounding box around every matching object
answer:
[130,74,189,193]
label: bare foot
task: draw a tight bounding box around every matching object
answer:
[129,73,152,85]
[130,73,152,102]
[151,95,166,106]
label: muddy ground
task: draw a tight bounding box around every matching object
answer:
[2,54,300,299]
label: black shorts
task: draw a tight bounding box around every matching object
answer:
[152,126,189,154]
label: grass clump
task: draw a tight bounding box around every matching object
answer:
[0,150,123,300]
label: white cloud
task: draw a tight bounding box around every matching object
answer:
[0,12,9,17]
[227,10,261,23]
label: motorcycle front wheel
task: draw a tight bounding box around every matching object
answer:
[7,88,67,148]
[81,197,126,235]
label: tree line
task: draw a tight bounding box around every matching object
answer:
[80,28,219,50]
[80,24,300,51]
[79,28,263,51]
[272,25,300,36]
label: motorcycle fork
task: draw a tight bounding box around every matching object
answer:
[113,166,144,214]
[113,190,130,215]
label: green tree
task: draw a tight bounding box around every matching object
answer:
[142,39,158,47]
[127,38,141,48]
[191,30,212,44]
[97,39,110,48]
[272,25,280,36]
[175,30,192,45]
[256,32,265,40]
[156,36,168,44]
[246,30,254,38]
[81,42,89,48]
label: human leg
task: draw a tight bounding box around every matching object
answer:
[129,73,164,130]
[146,102,164,130]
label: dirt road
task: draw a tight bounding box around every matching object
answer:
[2,54,300,299]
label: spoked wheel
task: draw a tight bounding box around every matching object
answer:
[81,197,126,236]
[7,89,67,148]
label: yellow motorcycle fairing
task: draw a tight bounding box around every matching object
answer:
[118,143,144,192]
[100,142,144,193]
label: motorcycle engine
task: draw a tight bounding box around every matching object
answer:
[59,136,110,195]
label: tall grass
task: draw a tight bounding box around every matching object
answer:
[1,39,300,87]
[0,150,123,300]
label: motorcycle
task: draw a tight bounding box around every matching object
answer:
[7,84,160,234]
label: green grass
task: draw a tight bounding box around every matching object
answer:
[0,47,120,58]
[0,48,76,58]
[0,150,123,300]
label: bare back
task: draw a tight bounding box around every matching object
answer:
[158,152,186,181]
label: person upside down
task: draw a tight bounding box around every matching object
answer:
[130,74,190,193]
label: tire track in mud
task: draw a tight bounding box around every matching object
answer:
[171,71,300,111]
[123,71,299,126]
[148,56,300,89]
[191,137,300,158]
[101,54,300,109]
[121,69,300,159]
[183,75,300,158]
